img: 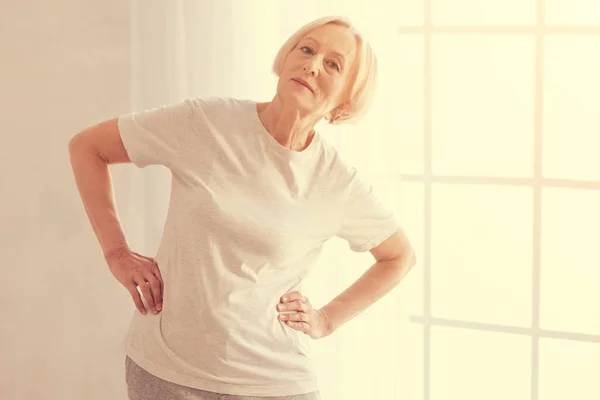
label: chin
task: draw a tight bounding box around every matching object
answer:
[282,91,312,108]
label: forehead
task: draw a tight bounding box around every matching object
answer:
[301,24,357,58]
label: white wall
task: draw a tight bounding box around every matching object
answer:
[0,2,140,399]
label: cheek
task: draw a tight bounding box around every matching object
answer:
[287,52,306,67]
[324,80,346,101]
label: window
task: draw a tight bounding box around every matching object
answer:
[395,1,600,399]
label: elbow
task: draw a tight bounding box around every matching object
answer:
[68,132,83,154]
[390,246,416,271]
[68,132,95,158]
[68,132,97,166]
[404,247,417,270]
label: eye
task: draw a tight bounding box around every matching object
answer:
[328,61,340,71]
[300,46,314,54]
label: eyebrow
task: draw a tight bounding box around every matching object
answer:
[303,37,347,62]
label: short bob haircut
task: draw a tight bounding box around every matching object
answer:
[271,16,378,125]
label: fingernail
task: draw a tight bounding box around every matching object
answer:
[157,304,162,311]
[282,296,288,302]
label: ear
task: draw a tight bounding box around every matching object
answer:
[337,99,351,111]
[328,99,351,123]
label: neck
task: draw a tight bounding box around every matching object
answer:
[256,95,320,152]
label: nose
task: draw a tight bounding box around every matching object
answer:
[302,58,319,76]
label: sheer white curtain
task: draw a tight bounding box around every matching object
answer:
[129,1,421,399]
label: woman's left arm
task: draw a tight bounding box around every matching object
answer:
[319,230,417,336]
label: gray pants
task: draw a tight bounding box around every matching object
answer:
[125,356,321,400]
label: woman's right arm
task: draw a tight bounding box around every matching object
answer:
[68,118,163,315]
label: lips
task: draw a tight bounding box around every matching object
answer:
[292,78,313,92]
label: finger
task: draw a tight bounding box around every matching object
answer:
[277,300,308,313]
[298,294,309,304]
[280,312,307,323]
[127,283,147,315]
[132,251,162,292]
[133,251,161,277]
[160,274,164,306]
[281,291,310,303]
[134,275,157,314]
[293,300,309,313]
[144,272,162,312]
[133,252,155,263]
[281,291,303,303]
[148,259,164,299]
[151,264,164,310]
[287,321,309,333]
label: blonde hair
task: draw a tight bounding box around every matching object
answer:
[271,16,378,125]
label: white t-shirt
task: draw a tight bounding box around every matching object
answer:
[117,97,400,397]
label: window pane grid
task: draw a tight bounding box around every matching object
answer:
[399,1,600,399]
[398,26,600,34]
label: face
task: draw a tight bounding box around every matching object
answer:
[277,23,358,119]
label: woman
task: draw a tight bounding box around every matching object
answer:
[69,15,416,400]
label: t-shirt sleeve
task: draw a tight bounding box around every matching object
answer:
[337,170,401,252]
[336,168,401,252]
[117,98,198,168]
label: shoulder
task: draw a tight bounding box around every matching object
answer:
[313,137,361,196]
[319,138,356,177]
[132,96,255,118]
[188,96,256,116]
